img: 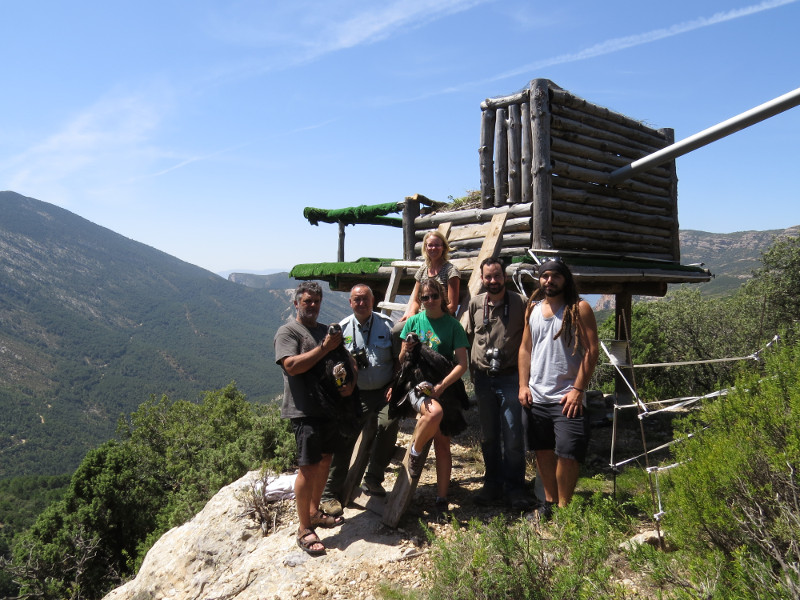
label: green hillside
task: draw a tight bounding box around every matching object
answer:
[0,192,301,477]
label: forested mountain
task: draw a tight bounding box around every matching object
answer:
[0,192,350,478]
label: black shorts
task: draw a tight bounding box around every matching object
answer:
[525,402,590,462]
[291,417,343,466]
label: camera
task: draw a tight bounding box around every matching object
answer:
[351,347,370,369]
[486,347,502,376]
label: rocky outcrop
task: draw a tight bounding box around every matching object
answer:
[102,471,414,600]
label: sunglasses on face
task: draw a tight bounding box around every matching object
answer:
[420,293,440,302]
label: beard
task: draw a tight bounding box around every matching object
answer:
[485,282,504,295]
[543,283,564,297]
[297,306,319,322]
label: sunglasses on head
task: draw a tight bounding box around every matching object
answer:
[420,293,440,301]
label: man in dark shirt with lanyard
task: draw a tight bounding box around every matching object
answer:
[465,257,530,511]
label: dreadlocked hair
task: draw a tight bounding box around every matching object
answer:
[526,273,586,355]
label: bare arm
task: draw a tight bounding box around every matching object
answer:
[432,346,468,399]
[281,329,342,376]
[518,319,533,406]
[559,300,599,417]
[446,277,460,315]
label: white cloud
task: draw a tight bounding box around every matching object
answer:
[0,89,171,206]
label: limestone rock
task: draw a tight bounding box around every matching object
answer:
[103,471,409,600]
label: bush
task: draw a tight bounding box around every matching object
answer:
[664,341,800,597]
[421,494,633,600]
[8,383,295,600]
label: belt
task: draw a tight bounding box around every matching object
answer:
[475,367,518,377]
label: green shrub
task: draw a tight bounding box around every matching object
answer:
[663,341,800,597]
[421,494,632,600]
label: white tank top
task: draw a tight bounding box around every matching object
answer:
[527,302,584,404]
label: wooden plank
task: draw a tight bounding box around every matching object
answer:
[459,211,508,327]
[382,436,433,528]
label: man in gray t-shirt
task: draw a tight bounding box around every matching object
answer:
[274,281,354,555]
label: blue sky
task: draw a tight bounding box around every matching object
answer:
[1,0,798,274]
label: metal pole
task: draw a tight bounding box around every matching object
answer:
[609,87,800,184]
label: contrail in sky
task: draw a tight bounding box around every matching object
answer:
[417,0,799,101]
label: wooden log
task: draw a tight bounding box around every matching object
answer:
[550,137,672,187]
[530,79,553,249]
[479,109,496,209]
[521,100,533,205]
[551,195,675,229]
[382,437,433,528]
[661,127,681,262]
[551,178,674,211]
[460,212,508,328]
[480,88,530,110]
[551,158,671,198]
[414,203,532,229]
[551,208,672,239]
[551,231,673,255]
[554,130,672,168]
[550,114,665,156]
[494,108,509,206]
[550,149,671,192]
[450,246,530,260]
[552,222,672,247]
[416,232,530,255]
[402,199,421,261]
[337,221,346,262]
[433,216,531,242]
[551,103,667,147]
[551,184,672,218]
[507,103,522,205]
[550,87,669,141]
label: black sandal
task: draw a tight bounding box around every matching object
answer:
[296,528,325,556]
[311,510,345,528]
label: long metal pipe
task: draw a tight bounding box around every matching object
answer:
[609,86,800,184]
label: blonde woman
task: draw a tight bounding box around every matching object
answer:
[400,230,461,321]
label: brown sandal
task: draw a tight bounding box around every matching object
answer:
[311,510,345,528]
[296,528,325,556]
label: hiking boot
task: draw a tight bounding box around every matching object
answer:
[360,480,387,496]
[319,497,343,517]
[407,451,426,479]
[473,484,503,506]
[537,500,555,522]
[508,490,532,512]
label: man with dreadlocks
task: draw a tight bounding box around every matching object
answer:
[518,259,599,518]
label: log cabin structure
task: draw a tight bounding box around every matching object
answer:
[291,78,711,323]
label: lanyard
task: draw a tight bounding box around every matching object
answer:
[483,291,510,328]
[349,314,373,350]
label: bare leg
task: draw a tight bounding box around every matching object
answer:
[411,398,443,451]
[555,456,580,507]
[534,450,558,504]
[296,456,332,530]
[433,431,451,499]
